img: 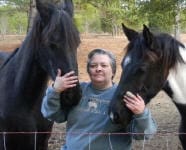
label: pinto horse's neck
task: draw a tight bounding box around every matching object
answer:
[167,45,186,105]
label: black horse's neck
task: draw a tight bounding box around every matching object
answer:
[0,36,48,111]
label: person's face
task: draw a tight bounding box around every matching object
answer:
[88,54,113,88]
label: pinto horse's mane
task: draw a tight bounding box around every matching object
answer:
[155,33,185,67]
[126,32,185,79]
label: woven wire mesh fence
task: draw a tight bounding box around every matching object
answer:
[0,129,183,150]
[48,130,183,150]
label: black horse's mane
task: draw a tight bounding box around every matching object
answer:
[0,48,19,69]
[0,1,80,79]
[0,0,81,98]
[31,3,80,54]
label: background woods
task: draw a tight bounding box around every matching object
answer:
[0,0,186,38]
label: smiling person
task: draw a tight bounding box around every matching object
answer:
[41,48,157,150]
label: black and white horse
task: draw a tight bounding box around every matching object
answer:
[109,24,186,149]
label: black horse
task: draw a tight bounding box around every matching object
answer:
[109,24,186,149]
[0,0,81,149]
[0,51,10,65]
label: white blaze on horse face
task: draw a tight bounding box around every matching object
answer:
[179,44,186,62]
[123,55,131,67]
[167,45,186,104]
[110,112,114,121]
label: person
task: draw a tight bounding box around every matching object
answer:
[41,48,157,150]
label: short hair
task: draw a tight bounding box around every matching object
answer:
[87,48,116,79]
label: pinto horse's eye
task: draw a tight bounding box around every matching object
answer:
[139,64,147,73]
[141,85,148,93]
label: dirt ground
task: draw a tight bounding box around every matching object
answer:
[0,34,186,150]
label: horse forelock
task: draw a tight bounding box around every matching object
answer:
[126,35,150,59]
[34,7,80,52]
[59,10,80,50]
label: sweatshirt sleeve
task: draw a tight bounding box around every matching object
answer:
[41,86,68,123]
[128,108,157,140]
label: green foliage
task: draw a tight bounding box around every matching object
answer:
[137,0,175,32]
[8,12,27,34]
[0,4,27,34]
[136,0,186,33]
[6,0,30,12]
[74,2,102,33]
[0,0,186,35]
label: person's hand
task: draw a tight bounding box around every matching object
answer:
[53,69,78,93]
[123,91,145,115]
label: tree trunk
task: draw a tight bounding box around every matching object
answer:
[174,1,181,40]
[27,0,37,33]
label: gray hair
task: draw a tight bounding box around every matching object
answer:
[87,48,116,79]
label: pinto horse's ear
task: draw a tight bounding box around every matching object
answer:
[143,25,156,50]
[122,23,138,41]
[62,0,74,17]
[36,0,54,22]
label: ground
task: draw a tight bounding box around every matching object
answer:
[0,34,186,150]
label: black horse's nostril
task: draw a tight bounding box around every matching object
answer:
[109,111,120,124]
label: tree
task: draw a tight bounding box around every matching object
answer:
[0,15,8,39]
[74,2,101,33]
[1,0,186,35]
[28,0,36,32]
[137,0,186,37]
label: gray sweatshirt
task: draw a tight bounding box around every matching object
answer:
[41,82,157,150]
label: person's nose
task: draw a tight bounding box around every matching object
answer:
[96,65,102,71]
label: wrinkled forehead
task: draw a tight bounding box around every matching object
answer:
[91,54,111,64]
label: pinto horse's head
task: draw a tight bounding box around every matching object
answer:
[109,23,184,126]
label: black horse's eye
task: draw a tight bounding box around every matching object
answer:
[50,42,60,49]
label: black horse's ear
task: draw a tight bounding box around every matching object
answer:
[143,25,155,49]
[36,0,54,22]
[62,0,74,17]
[122,23,138,41]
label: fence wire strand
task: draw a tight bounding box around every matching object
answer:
[0,131,185,150]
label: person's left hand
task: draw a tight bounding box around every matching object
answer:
[123,91,145,115]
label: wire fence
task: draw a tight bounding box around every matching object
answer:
[0,131,184,150]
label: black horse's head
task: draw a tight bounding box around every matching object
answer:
[31,0,81,107]
[109,23,185,126]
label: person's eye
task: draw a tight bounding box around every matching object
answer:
[102,64,108,68]
[90,64,97,68]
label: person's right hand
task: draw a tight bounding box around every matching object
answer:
[53,69,78,93]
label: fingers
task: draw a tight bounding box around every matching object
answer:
[124,91,139,104]
[126,91,135,98]
[123,91,145,115]
[63,71,78,83]
[136,93,143,101]
[57,69,75,77]
[64,71,75,77]
[64,76,78,86]
[53,69,78,93]
[57,69,62,77]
